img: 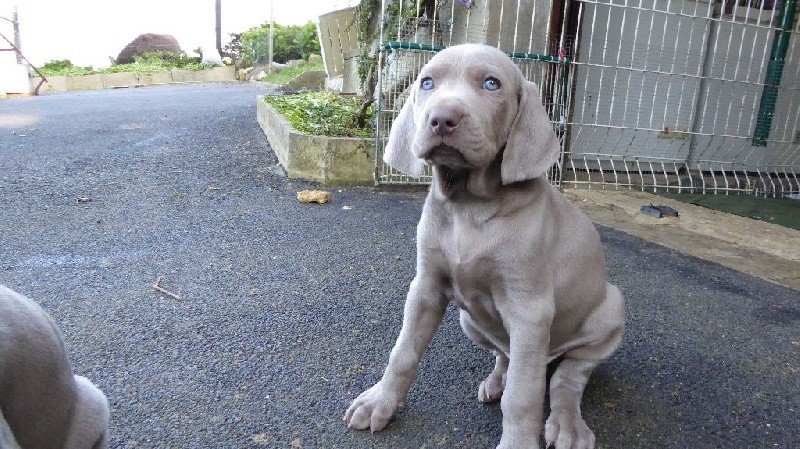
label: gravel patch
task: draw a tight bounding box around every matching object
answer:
[1,83,797,448]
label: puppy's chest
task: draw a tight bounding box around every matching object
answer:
[437,217,503,318]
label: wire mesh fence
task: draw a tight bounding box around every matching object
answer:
[566,0,800,198]
[371,0,800,198]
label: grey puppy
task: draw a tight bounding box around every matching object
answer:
[0,284,110,449]
[345,44,625,449]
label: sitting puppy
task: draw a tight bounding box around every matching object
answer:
[0,284,110,449]
[345,44,624,449]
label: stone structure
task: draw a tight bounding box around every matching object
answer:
[115,33,181,64]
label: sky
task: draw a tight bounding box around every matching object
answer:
[2,0,357,68]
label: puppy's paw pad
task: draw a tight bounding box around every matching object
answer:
[545,412,595,449]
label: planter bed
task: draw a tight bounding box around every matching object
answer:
[256,96,375,185]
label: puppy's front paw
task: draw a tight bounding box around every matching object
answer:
[544,411,595,449]
[344,383,403,433]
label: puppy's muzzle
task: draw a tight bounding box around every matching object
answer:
[423,144,470,168]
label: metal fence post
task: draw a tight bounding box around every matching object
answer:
[752,0,797,146]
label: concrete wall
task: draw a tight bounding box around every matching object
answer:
[34,66,236,93]
[0,4,32,96]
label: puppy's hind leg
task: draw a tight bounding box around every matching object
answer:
[459,310,508,403]
[545,284,624,449]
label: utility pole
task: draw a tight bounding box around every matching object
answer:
[215,0,221,56]
[268,0,274,73]
[12,3,21,63]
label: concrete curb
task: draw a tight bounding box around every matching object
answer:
[33,66,236,93]
[565,187,800,290]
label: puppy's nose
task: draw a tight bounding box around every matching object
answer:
[429,108,461,136]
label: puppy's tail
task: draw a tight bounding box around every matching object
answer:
[65,375,110,449]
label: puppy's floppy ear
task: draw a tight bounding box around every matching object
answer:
[501,79,560,184]
[383,84,426,177]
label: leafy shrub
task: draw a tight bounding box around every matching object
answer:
[37,52,214,77]
[240,22,320,66]
[123,51,212,72]
[261,60,324,85]
[39,60,94,77]
[263,92,373,138]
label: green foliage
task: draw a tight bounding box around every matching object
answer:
[39,59,94,76]
[38,52,214,77]
[127,51,212,71]
[262,60,324,85]
[355,0,428,93]
[263,92,374,138]
[356,0,380,93]
[222,33,243,62]
[240,21,320,66]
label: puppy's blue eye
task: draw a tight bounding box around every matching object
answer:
[421,77,435,90]
[483,77,501,91]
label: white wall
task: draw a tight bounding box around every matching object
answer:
[0,2,32,95]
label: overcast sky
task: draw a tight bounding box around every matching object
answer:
[2,0,357,68]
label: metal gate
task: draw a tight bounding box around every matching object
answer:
[373,0,800,197]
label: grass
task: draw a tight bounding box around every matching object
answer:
[263,91,373,138]
[261,60,324,85]
[657,192,800,231]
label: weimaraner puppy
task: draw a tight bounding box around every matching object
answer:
[345,44,625,448]
[0,284,110,449]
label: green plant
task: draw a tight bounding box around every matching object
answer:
[355,0,380,95]
[222,33,243,62]
[262,60,324,85]
[239,21,320,66]
[38,52,214,77]
[131,51,207,68]
[39,59,94,77]
[263,92,374,138]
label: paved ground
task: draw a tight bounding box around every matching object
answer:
[564,189,800,291]
[0,83,797,448]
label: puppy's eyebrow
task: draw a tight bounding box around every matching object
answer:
[464,65,500,81]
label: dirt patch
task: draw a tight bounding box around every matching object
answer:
[565,188,800,291]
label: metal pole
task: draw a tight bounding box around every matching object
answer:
[375,0,389,183]
[752,0,797,146]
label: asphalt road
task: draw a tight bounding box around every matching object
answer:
[1,83,797,448]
